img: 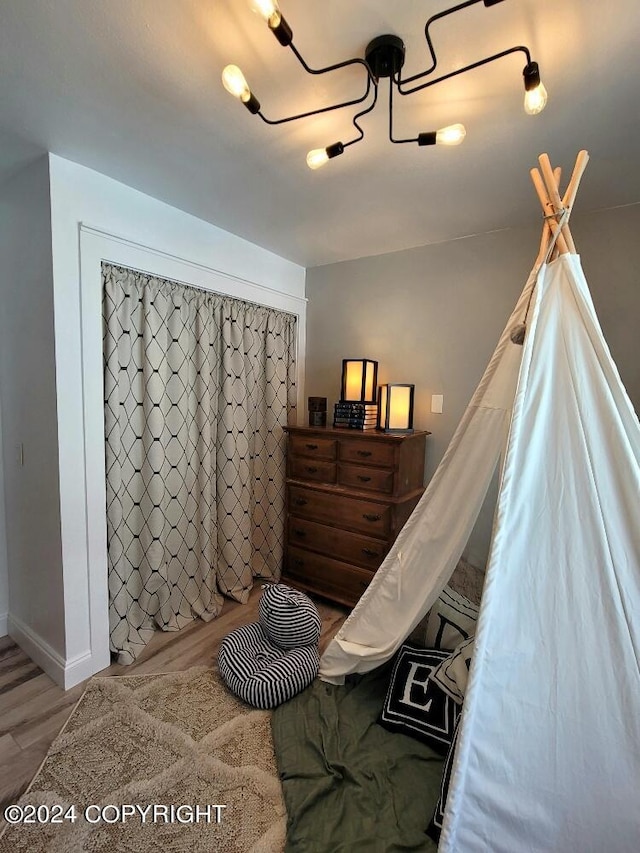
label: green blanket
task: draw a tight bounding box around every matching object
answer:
[272,662,442,853]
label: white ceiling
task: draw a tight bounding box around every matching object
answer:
[0,0,638,267]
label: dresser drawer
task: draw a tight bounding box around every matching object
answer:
[285,546,374,607]
[283,426,428,608]
[339,438,395,467]
[289,457,337,484]
[288,484,391,538]
[287,517,387,570]
[290,434,337,461]
[338,463,394,494]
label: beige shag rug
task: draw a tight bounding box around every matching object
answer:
[0,667,286,852]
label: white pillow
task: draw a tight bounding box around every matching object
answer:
[431,636,475,704]
[424,586,478,651]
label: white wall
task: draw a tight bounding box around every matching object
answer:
[47,154,306,687]
[305,204,640,567]
[0,156,66,655]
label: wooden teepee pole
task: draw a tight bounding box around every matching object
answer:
[539,154,576,253]
[562,150,590,211]
[531,166,569,260]
[513,151,591,344]
[530,150,590,265]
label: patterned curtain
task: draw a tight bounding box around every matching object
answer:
[102,263,297,664]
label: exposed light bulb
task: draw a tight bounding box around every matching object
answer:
[524,83,548,115]
[249,0,281,27]
[222,65,251,102]
[436,123,466,146]
[306,142,345,170]
[523,61,548,115]
[307,148,329,170]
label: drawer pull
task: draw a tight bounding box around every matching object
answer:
[362,513,382,522]
[357,475,372,483]
[291,557,304,568]
[293,529,306,538]
[305,443,319,450]
[357,450,373,458]
[294,498,308,506]
[362,548,380,558]
[305,466,318,474]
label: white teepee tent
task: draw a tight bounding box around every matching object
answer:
[319,152,640,851]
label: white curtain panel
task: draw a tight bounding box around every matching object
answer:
[103,263,297,664]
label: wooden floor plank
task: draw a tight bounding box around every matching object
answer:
[12,685,86,750]
[0,672,61,717]
[0,680,74,738]
[0,660,42,693]
[0,742,50,812]
[0,733,21,765]
[0,636,18,655]
[0,586,348,807]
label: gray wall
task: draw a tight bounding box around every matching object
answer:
[0,391,8,635]
[305,203,640,567]
[0,156,65,653]
[573,205,640,410]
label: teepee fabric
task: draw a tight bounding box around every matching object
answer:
[441,254,640,852]
[320,248,640,850]
[318,267,535,684]
[320,150,640,848]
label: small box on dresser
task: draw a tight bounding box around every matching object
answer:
[282,425,429,608]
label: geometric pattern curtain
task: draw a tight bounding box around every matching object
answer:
[102,263,297,664]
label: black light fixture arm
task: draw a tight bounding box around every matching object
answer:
[305,70,379,169]
[264,4,376,82]
[398,44,532,96]
[388,75,418,145]
[398,0,509,88]
[287,41,376,83]
[256,73,375,126]
[343,83,380,149]
[253,20,379,126]
[224,0,548,167]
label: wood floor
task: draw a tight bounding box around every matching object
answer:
[0,585,348,811]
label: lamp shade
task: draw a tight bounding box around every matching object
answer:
[378,384,415,432]
[341,359,378,403]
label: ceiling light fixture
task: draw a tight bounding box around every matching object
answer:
[222,0,548,169]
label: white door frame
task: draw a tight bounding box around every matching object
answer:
[78,224,307,679]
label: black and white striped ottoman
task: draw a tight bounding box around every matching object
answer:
[218,584,322,709]
[259,583,322,648]
[218,622,320,709]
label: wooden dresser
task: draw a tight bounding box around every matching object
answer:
[282,425,428,608]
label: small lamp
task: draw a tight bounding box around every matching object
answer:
[378,384,415,433]
[341,359,378,403]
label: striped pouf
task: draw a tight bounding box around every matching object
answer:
[259,583,322,649]
[218,622,320,710]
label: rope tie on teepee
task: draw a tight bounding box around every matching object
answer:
[510,150,589,346]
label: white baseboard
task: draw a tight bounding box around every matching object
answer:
[0,611,7,638]
[8,613,66,687]
[7,613,97,690]
[63,649,101,690]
